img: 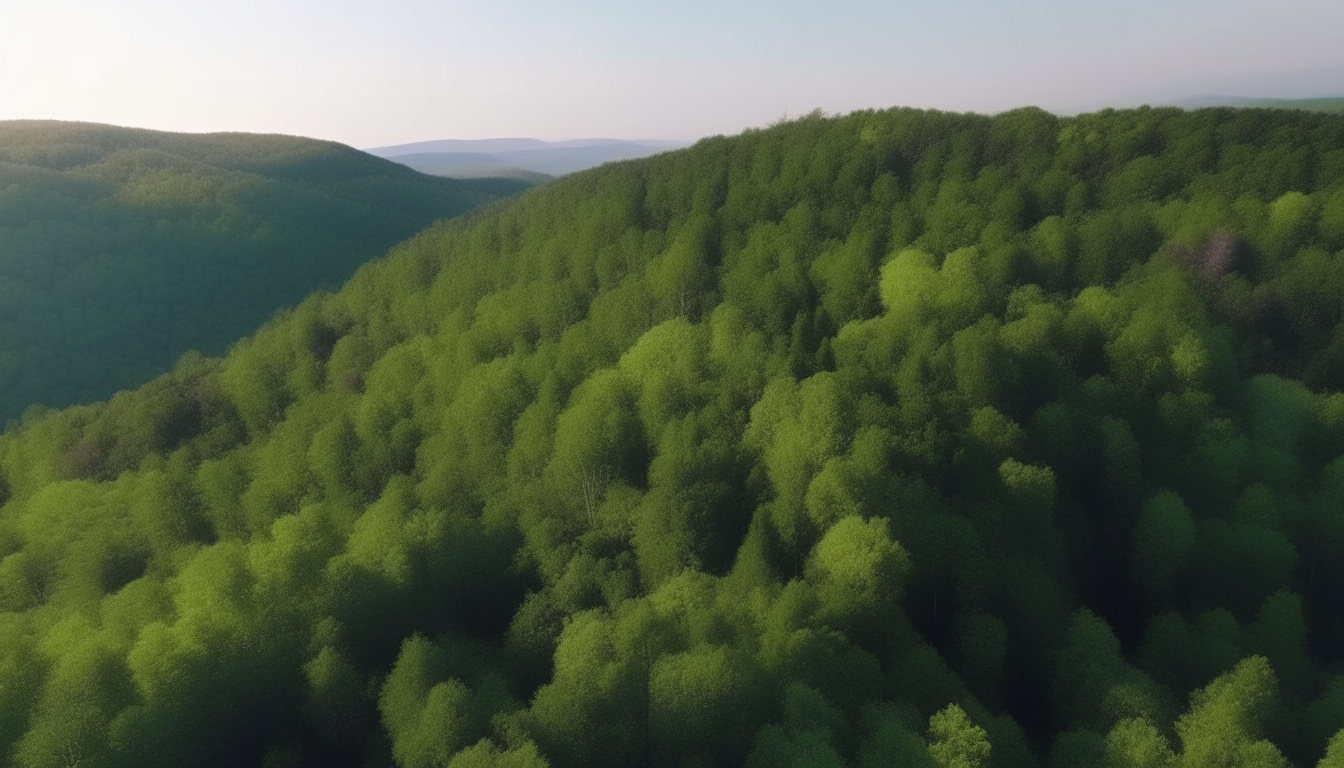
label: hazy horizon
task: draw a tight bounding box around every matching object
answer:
[2,0,1341,147]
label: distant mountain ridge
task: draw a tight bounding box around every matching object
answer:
[364,137,688,155]
[364,136,693,178]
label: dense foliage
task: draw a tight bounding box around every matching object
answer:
[3,105,1344,767]
[1178,97,1344,115]
[0,121,530,423]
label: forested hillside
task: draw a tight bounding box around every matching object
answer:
[2,105,1344,767]
[0,121,533,422]
[1175,95,1344,114]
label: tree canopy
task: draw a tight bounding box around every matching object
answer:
[2,104,1344,766]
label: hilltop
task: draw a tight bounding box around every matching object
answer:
[0,121,537,422]
[1,105,1344,767]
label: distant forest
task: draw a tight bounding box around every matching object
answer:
[1174,96,1344,114]
[0,121,535,424]
[2,105,1344,768]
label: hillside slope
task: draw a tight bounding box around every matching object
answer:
[0,121,524,422]
[2,106,1344,767]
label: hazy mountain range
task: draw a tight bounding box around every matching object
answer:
[364,92,1344,183]
[363,137,694,178]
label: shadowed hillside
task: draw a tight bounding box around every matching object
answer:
[2,105,1344,767]
[0,121,532,422]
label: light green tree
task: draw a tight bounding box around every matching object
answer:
[928,704,991,768]
[1173,656,1289,768]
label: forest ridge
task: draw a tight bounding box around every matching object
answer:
[1,105,1344,767]
[0,120,532,424]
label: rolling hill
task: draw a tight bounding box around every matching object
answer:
[2,105,1344,767]
[0,121,537,423]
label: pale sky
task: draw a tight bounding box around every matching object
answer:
[2,0,1342,148]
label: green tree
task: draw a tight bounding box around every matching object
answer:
[1053,610,1164,733]
[1106,717,1175,768]
[858,703,938,768]
[12,638,129,768]
[446,739,551,768]
[1130,491,1196,599]
[928,704,991,768]
[1319,730,1344,768]
[1173,656,1289,768]
[805,515,911,637]
[650,644,768,766]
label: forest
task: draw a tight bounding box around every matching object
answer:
[0,120,533,424]
[1,104,1344,767]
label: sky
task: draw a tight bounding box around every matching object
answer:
[2,0,1342,148]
